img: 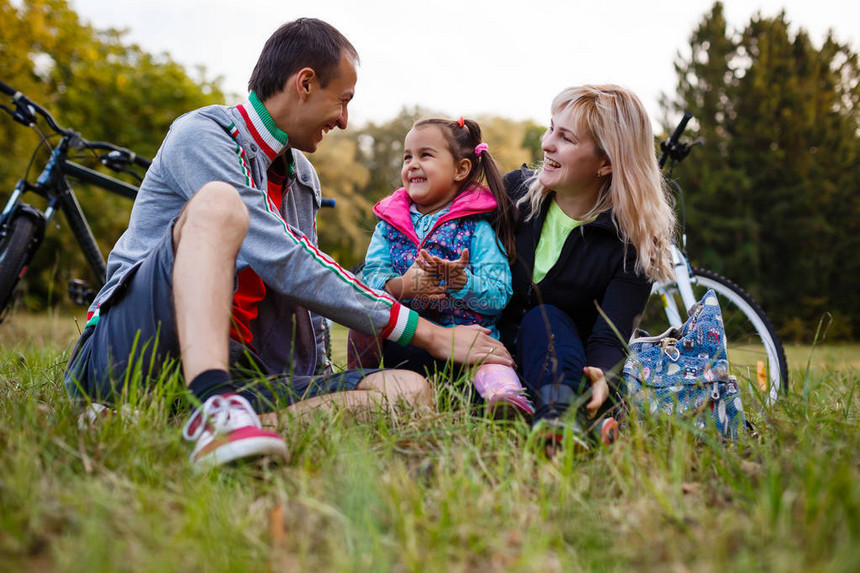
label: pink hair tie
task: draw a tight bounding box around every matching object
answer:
[474,142,489,157]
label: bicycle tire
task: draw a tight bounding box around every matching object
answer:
[0,213,40,316]
[638,267,788,410]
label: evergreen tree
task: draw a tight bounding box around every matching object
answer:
[664,1,860,340]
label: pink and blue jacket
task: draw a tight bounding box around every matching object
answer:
[362,186,512,335]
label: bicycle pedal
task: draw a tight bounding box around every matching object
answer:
[68,279,94,306]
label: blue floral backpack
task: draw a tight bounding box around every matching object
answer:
[623,289,747,439]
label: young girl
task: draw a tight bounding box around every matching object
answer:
[351,117,533,416]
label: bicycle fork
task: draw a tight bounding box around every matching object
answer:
[651,245,698,329]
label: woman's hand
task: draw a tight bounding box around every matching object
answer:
[583,366,609,418]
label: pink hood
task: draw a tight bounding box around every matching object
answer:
[372,185,497,245]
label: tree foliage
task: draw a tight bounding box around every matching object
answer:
[1,0,225,308]
[663,1,860,341]
[313,131,373,267]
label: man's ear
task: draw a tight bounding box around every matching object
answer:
[295,67,316,100]
[454,158,472,182]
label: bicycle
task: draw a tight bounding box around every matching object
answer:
[0,80,150,320]
[637,112,789,410]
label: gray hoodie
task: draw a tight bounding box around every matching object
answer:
[89,94,417,376]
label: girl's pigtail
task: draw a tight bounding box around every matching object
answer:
[462,120,516,263]
[477,147,517,264]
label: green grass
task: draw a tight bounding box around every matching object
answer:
[1,312,859,572]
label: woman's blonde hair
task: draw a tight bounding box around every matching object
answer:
[520,85,676,281]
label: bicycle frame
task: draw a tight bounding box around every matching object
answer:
[1,80,148,310]
[652,245,697,328]
[1,146,140,286]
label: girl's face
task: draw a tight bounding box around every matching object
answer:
[401,125,471,214]
[539,110,610,196]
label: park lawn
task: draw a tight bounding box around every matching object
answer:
[0,311,858,572]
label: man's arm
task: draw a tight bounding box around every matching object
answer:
[163,114,416,346]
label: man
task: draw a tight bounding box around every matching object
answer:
[64,18,511,469]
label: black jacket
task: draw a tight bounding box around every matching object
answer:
[498,167,652,379]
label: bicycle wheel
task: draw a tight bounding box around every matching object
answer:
[637,267,788,410]
[0,212,41,316]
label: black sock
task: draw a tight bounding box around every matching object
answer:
[189,369,235,402]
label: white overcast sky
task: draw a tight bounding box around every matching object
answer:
[70,0,858,128]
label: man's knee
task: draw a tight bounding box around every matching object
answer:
[175,182,249,243]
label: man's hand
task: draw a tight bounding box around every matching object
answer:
[412,320,513,366]
[417,249,469,292]
[583,366,609,418]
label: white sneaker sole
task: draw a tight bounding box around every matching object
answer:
[192,436,288,470]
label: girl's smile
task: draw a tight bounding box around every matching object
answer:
[401,125,471,214]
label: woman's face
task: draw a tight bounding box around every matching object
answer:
[539,110,610,196]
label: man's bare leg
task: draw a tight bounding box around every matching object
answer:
[259,369,433,427]
[172,182,249,384]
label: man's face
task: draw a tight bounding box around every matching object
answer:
[290,55,357,152]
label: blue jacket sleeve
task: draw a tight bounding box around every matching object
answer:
[360,221,400,291]
[449,220,512,318]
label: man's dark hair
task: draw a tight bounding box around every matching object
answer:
[248,18,359,101]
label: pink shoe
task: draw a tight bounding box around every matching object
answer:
[182,394,287,470]
[473,364,535,418]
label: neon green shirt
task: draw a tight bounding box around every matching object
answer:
[533,199,585,283]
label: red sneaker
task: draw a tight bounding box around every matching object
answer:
[182,394,287,469]
[596,416,620,446]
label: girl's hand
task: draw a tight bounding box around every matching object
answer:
[418,249,470,292]
[583,366,609,418]
[386,259,446,300]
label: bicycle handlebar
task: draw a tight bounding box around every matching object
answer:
[659,111,695,169]
[1,79,152,170]
[91,144,152,169]
[0,81,66,134]
[0,79,18,97]
[667,112,693,146]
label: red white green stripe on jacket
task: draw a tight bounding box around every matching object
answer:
[231,93,419,346]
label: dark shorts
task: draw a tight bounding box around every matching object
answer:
[64,221,368,413]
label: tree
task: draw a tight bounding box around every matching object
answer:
[0,0,225,309]
[312,131,373,269]
[475,115,534,175]
[355,107,429,205]
[664,1,860,340]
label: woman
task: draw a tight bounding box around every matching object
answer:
[498,85,676,450]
